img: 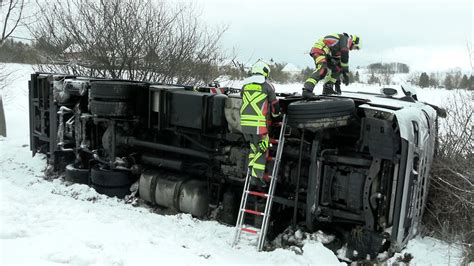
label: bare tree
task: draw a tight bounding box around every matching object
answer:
[33,0,228,85]
[406,71,420,86]
[467,41,474,73]
[436,91,473,159]
[1,0,28,136]
[423,91,473,263]
[367,69,380,85]
[1,0,25,46]
[376,64,394,85]
[378,70,394,85]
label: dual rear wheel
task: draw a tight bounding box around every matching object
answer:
[64,163,136,199]
[89,81,145,117]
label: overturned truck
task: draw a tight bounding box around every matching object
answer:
[29,73,441,260]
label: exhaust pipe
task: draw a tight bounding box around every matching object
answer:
[118,136,210,160]
[141,155,183,171]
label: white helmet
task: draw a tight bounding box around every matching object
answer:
[251,60,270,78]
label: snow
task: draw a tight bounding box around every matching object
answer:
[388,236,464,265]
[0,63,467,265]
[221,73,466,109]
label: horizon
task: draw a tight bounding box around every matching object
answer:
[4,0,473,72]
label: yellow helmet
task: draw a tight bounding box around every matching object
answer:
[351,35,361,50]
[251,60,270,78]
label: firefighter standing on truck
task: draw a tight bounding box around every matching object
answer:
[302,33,361,97]
[240,60,281,184]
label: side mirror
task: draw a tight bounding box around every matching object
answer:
[437,107,447,118]
[424,102,447,118]
[401,85,417,100]
[381,87,398,97]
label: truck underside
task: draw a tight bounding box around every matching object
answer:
[29,73,437,260]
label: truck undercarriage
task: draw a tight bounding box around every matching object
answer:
[29,73,438,260]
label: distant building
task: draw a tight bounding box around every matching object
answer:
[281,63,300,76]
[62,44,84,61]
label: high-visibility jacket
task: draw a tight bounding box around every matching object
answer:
[310,33,353,72]
[240,75,279,135]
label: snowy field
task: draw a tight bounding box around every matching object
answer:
[0,63,466,265]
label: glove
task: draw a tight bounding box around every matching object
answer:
[302,89,315,98]
[342,72,350,86]
[258,137,269,152]
[272,112,282,120]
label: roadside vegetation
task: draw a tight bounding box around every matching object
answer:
[3,37,473,89]
[424,91,473,263]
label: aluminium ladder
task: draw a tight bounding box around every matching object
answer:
[232,114,288,251]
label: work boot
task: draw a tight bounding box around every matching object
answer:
[302,89,315,98]
[322,83,336,95]
[250,177,267,188]
[334,80,342,94]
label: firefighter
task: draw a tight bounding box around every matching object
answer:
[302,33,360,97]
[240,60,281,184]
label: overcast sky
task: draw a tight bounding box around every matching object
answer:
[196,0,473,71]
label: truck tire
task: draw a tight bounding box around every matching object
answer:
[91,184,131,199]
[287,98,355,129]
[65,163,89,184]
[64,79,89,96]
[90,81,143,100]
[90,165,136,187]
[90,99,129,117]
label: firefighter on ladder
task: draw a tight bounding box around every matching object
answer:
[302,33,361,97]
[240,60,281,185]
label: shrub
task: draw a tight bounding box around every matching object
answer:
[367,72,380,85]
[423,91,473,263]
[419,72,429,88]
[444,74,454,90]
[33,0,227,85]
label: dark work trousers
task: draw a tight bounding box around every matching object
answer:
[246,133,269,180]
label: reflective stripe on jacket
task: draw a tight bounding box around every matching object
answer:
[240,75,278,135]
[310,33,352,72]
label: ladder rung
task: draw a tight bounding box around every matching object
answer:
[241,227,259,234]
[272,122,283,127]
[247,190,268,198]
[243,209,265,216]
[234,115,286,251]
[263,173,271,181]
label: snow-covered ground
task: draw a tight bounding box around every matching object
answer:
[0,63,466,265]
[221,72,466,109]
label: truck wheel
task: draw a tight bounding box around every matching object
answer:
[90,81,144,100]
[287,98,355,129]
[64,79,89,96]
[91,184,131,199]
[90,100,129,117]
[65,163,89,184]
[91,165,136,187]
